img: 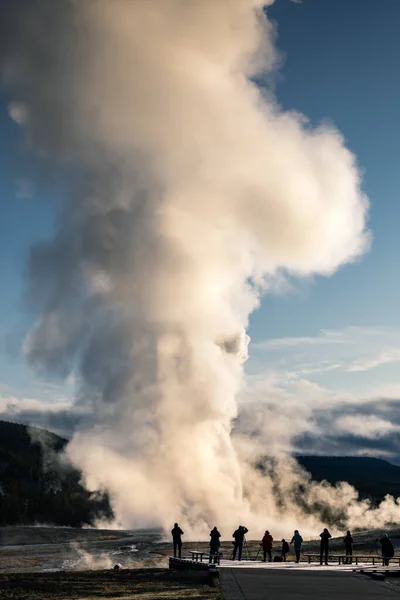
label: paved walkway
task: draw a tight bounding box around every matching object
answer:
[219,559,360,571]
[220,568,400,599]
[218,558,400,572]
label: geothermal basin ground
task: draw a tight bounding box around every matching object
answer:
[0,527,168,572]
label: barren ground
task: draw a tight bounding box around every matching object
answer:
[0,568,222,600]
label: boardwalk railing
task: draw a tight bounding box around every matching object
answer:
[302,554,400,566]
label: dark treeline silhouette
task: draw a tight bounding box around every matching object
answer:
[0,420,113,527]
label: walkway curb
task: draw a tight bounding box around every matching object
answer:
[220,569,246,600]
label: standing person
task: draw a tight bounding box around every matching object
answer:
[319,528,332,565]
[171,523,184,558]
[290,530,303,563]
[343,530,353,564]
[232,525,248,561]
[261,530,273,562]
[281,539,290,562]
[380,534,394,566]
[209,526,221,563]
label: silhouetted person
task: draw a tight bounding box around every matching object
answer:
[209,526,221,562]
[281,539,290,562]
[343,530,353,564]
[319,528,331,565]
[261,530,273,562]
[171,522,184,558]
[290,530,303,563]
[232,525,248,561]
[380,534,394,566]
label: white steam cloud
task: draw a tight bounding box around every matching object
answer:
[3,0,394,538]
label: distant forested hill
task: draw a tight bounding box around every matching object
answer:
[297,455,400,503]
[0,420,113,527]
[2,418,398,527]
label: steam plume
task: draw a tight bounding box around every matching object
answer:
[1,0,388,536]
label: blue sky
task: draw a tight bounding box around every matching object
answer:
[250,0,400,342]
[248,0,400,369]
[1,0,400,459]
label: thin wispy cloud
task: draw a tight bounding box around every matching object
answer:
[252,329,345,350]
[251,326,400,377]
[347,350,400,372]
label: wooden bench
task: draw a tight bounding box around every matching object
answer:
[302,554,400,566]
[188,550,221,565]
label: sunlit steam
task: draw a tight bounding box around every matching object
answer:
[3,0,394,538]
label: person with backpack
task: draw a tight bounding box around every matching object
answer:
[290,530,303,563]
[380,534,394,566]
[319,528,332,565]
[281,539,290,561]
[343,530,353,564]
[261,530,273,562]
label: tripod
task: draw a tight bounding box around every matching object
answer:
[369,539,384,565]
[243,536,251,561]
[366,539,380,557]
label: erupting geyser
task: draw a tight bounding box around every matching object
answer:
[3,0,396,537]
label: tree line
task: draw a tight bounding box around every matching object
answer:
[0,420,113,527]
